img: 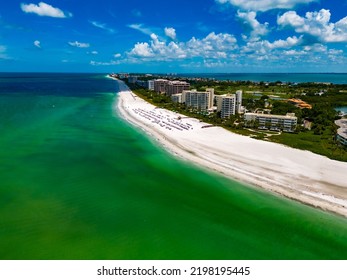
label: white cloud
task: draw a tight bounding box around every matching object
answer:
[90,21,115,33]
[303,43,327,53]
[34,40,41,48]
[215,0,316,12]
[129,42,154,57]
[242,36,302,54]
[91,25,345,71]
[87,51,98,55]
[278,9,347,43]
[164,27,177,40]
[127,31,237,61]
[128,24,154,36]
[237,11,269,41]
[90,60,122,66]
[68,41,90,48]
[21,2,72,18]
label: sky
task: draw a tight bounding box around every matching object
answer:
[1,0,347,73]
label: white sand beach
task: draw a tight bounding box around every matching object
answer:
[115,80,347,217]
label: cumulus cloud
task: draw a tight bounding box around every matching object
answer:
[21,2,72,18]
[164,27,177,40]
[237,11,269,41]
[215,0,316,12]
[242,36,302,54]
[129,42,154,57]
[278,9,347,42]
[34,40,41,48]
[128,31,237,61]
[68,41,90,48]
[91,24,345,71]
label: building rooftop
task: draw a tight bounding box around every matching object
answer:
[245,112,297,120]
[287,98,312,109]
[167,81,190,85]
[335,119,347,140]
[337,128,347,139]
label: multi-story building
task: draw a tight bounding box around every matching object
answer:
[136,80,147,87]
[165,81,190,96]
[180,89,214,111]
[216,94,236,118]
[147,80,155,91]
[335,119,347,146]
[128,76,138,84]
[171,93,182,103]
[244,112,297,132]
[154,79,169,94]
[235,90,243,113]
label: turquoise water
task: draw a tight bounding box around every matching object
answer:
[336,106,347,115]
[0,73,347,260]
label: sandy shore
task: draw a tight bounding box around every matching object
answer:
[115,80,347,218]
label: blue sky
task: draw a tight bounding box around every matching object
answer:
[1,0,347,73]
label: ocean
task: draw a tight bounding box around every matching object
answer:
[336,106,347,115]
[175,73,347,84]
[1,73,347,260]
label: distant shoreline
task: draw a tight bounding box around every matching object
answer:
[115,79,347,218]
[109,72,347,84]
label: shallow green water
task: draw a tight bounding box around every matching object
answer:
[0,73,347,260]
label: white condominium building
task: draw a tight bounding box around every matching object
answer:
[178,89,214,111]
[147,80,155,91]
[216,94,236,118]
[235,90,242,114]
[244,112,297,132]
[216,90,242,118]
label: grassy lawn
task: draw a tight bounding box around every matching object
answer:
[271,130,347,162]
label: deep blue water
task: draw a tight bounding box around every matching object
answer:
[173,73,347,84]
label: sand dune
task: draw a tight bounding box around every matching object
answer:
[115,80,347,217]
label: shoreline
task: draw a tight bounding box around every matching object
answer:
[115,80,347,218]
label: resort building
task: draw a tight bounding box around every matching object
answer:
[165,81,190,96]
[215,90,242,118]
[244,112,297,132]
[154,79,169,94]
[216,94,236,118]
[136,80,147,88]
[335,119,347,146]
[235,90,243,113]
[147,80,155,91]
[128,76,138,84]
[179,89,214,111]
[171,93,183,104]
